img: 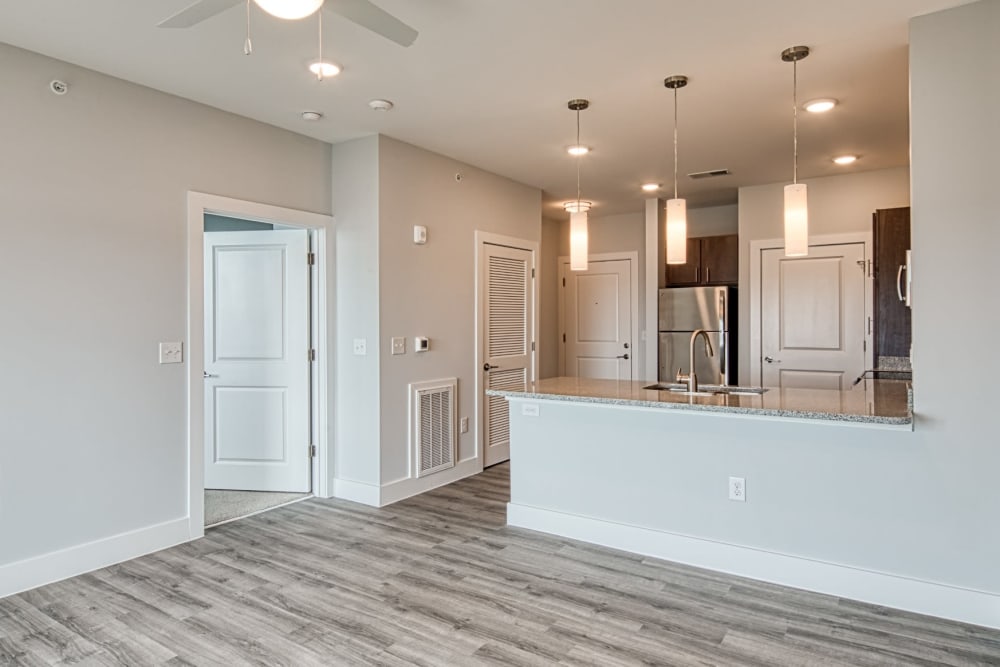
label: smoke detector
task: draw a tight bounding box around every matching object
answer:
[368,99,394,111]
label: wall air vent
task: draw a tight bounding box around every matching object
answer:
[688,169,731,179]
[409,378,457,478]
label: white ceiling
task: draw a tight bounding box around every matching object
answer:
[0,0,972,216]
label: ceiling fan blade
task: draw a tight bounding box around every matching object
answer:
[158,0,242,28]
[324,0,418,47]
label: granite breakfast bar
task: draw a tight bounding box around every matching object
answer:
[488,376,926,617]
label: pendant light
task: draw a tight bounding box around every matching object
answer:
[782,46,810,257]
[254,0,324,20]
[663,75,689,265]
[566,99,592,272]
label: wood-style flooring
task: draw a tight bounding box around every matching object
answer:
[2,463,999,666]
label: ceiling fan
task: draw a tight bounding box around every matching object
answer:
[158,0,418,47]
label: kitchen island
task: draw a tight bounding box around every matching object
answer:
[483,377,968,624]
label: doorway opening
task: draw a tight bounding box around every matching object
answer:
[187,193,334,537]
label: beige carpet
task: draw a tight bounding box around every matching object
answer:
[205,490,310,527]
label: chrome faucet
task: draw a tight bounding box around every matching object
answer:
[676,329,715,393]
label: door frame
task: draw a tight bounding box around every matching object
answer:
[187,192,334,539]
[749,232,873,387]
[557,251,640,378]
[474,231,539,471]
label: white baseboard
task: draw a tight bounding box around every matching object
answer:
[379,458,482,506]
[332,477,380,506]
[507,503,1000,630]
[0,518,192,600]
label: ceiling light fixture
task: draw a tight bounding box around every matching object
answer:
[369,99,394,111]
[804,98,837,113]
[641,183,661,192]
[254,0,324,20]
[664,75,689,265]
[309,61,341,78]
[567,99,591,272]
[833,154,858,165]
[782,46,811,258]
[301,111,323,121]
[567,145,590,156]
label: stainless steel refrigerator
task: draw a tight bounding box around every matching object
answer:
[658,286,737,385]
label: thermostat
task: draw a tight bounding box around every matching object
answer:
[414,337,429,352]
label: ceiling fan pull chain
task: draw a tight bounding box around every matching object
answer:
[244,0,253,55]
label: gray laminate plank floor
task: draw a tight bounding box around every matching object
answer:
[2,463,999,666]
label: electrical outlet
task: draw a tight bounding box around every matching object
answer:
[353,338,367,356]
[728,476,746,502]
[459,417,469,433]
[391,337,406,355]
[159,342,183,364]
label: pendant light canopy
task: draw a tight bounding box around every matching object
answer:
[664,75,689,265]
[782,45,810,257]
[567,99,591,272]
[254,0,324,20]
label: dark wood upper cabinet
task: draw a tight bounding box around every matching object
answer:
[665,234,738,286]
[873,207,912,361]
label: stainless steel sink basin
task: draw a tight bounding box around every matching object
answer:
[643,383,768,395]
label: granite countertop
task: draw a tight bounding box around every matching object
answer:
[487,377,913,426]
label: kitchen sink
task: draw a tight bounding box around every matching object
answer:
[643,383,768,395]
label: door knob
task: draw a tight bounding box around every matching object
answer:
[764,356,781,364]
[203,371,219,378]
[616,353,630,360]
[623,342,630,349]
[483,363,499,371]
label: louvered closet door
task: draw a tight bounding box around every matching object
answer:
[483,244,533,466]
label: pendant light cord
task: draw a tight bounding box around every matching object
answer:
[792,58,798,185]
[673,86,679,200]
[576,109,582,207]
[244,0,253,55]
[317,10,324,80]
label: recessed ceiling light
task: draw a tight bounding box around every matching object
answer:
[833,155,858,165]
[301,111,323,121]
[804,98,837,113]
[309,61,342,78]
[567,145,590,156]
[369,99,394,111]
[641,183,661,192]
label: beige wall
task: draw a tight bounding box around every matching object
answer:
[736,167,911,380]
[539,217,562,378]
[377,137,542,484]
[0,43,332,567]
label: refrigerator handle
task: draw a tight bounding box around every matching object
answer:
[718,330,727,384]
[718,289,726,333]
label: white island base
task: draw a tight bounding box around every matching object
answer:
[495,379,1000,630]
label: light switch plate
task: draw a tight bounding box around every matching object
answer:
[459,417,469,433]
[159,342,183,364]
[353,338,367,356]
[391,337,406,355]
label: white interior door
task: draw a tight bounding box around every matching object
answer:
[204,230,311,492]
[561,258,633,380]
[760,243,867,389]
[482,243,534,467]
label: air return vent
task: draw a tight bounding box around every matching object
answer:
[409,379,457,478]
[688,168,731,179]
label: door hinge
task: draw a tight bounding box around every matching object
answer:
[309,444,316,458]
[562,333,566,343]
[531,268,535,278]
[562,277,566,287]
[307,252,316,266]
[867,259,873,278]
[308,348,316,362]
[531,341,535,352]
[863,340,867,352]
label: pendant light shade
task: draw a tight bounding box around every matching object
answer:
[254,0,324,20]
[665,198,688,265]
[567,99,591,272]
[781,46,810,257]
[664,75,689,265]
[783,183,809,256]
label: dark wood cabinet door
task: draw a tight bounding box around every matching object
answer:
[873,207,912,360]
[665,237,702,286]
[701,235,739,285]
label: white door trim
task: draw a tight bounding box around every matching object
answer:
[187,192,334,539]
[474,231,539,471]
[749,232,873,387]
[557,251,640,378]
